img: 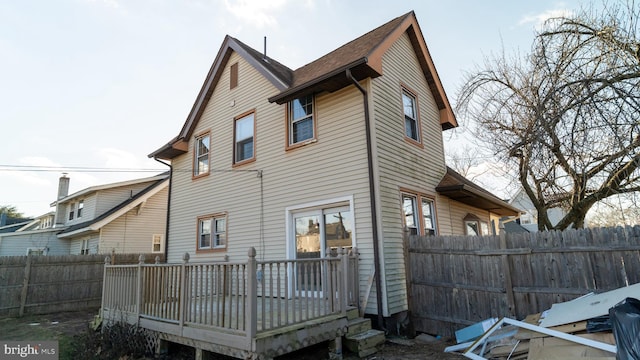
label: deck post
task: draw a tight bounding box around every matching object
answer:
[102,256,110,318]
[179,252,190,332]
[246,247,258,343]
[136,254,145,324]
[340,247,348,316]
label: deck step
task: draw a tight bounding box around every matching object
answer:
[346,317,371,336]
[344,329,385,358]
[346,307,359,320]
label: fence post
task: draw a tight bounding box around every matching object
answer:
[101,256,111,320]
[136,254,145,324]
[500,223,516,317]
[179,252,190,332]
[19,254,33,317]
[340,247,348,316]
[246,247,258,342]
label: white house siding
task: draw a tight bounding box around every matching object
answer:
[0,230,69,256]
[370,33,448,316]
[92,182,158,220]
[166,51,374,304]
[99,186,168,254]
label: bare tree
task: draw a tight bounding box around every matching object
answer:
[457,2,640,230]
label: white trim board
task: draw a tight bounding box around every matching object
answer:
[539,282,640,328]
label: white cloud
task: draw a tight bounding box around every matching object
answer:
[519,7,573,30]
[98,148,146,169]
[85,0,120,8]
[223,0,288,28]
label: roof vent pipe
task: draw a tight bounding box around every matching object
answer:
[263,36,267,60]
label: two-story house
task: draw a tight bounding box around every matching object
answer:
[149,11,519,327]
[0,173,169,256]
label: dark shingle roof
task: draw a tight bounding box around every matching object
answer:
[437,167,522,216]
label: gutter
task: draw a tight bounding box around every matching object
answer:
[269,58,369,104]
[154,158,172,262]
[346,68,386,332]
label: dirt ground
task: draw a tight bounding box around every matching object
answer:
[0,310,464,359]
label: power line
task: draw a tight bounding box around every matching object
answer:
[0,164,165,173]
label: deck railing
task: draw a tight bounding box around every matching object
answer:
[101,247,358,339]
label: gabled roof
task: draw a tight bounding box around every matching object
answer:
[57,177,168,239]
[51,173,169,207]
[150,11,457,160]
[149,36,294,160]
[268,10,457,132]
[436,167,522,216]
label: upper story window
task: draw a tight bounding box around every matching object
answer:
[287,95,315,147]
[197,214,227,252]
[402,88,421,144]
[234,111,255,164]
[402,192,437,236]
[68,202,75,220]
[77,200,84,218]
[194,132,210,178]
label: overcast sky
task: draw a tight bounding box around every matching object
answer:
[1,0,589,217]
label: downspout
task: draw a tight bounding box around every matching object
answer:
[346,68,386,331]
[154,158,172,262]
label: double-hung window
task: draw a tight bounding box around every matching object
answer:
[288,95,315,146]
[402,192,437,236]
[152,234,163,253]
[234,111,255,164]
[402,88,420,143]
[194,132,210,177]
[68,203,75,220]
[197,214,227,251]
[77,200,84,218]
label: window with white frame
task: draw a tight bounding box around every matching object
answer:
[194,132,210,177]
[197,214,227,251]
[288,95,315,146]
[152,234,163,253]
[402,89,420,142]
[402,192,437,236]
[81,239,89,254]
[464,213,490,236]
[77,200,84,218]
[68,203,75,220]
[234,112,255,163]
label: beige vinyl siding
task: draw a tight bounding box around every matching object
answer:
[99,186,168,254]
[166,51,373,298]
[370,33,448,315]
[436,195,493,235]
[0,230,69,256]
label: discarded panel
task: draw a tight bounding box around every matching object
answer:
[539,283,640,328]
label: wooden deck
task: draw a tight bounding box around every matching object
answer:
[101,247,359,359]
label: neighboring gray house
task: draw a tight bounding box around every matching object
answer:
[0,174,169,256]
[508,188,567,232]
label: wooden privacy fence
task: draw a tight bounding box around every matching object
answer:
[406,225,640,337]
[0,253,163,318]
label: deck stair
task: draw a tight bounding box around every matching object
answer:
[342,308,385,358]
